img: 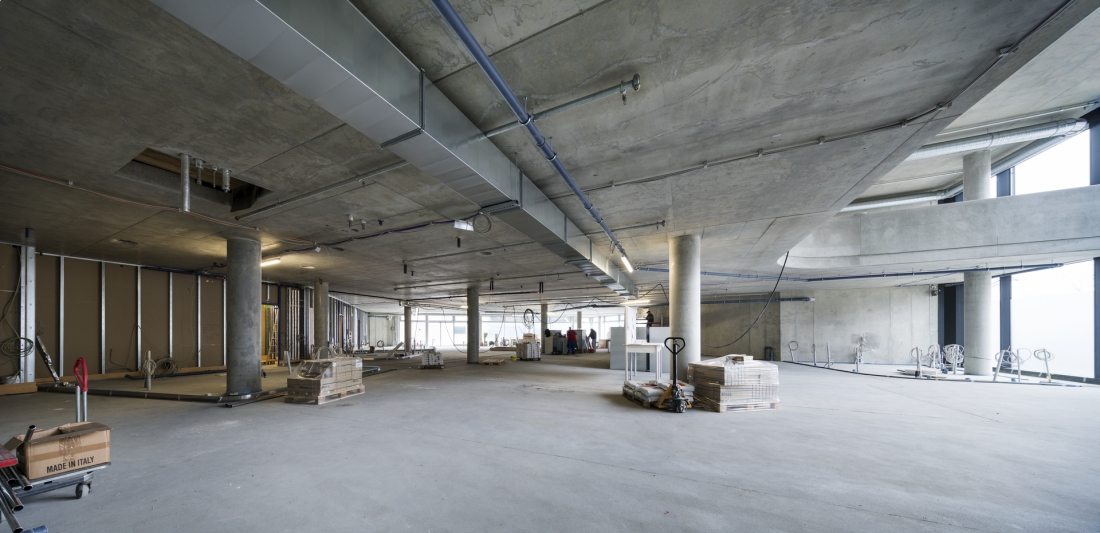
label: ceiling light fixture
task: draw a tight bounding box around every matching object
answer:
[620,255,634,273]
[260,258,282,267]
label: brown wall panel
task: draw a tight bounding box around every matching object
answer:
[141,269,170,362]
[35,254,60,378]
[104,264,137,372]
[64,259,101,373]
[0,246,20,379]
[171,273,198,367]
[200,277,223,367]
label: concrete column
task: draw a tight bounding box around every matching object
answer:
[963,272,994,375]
[313,280,329,353]
[670,233,701,378]
[540,303,549,354]
[576,311,582,337]
[466,285,479,363]
[225,237,262,395]
[404,305,413,352]
[960,151,994,375]
[962,149,992,201]
[1089,109,1100,378]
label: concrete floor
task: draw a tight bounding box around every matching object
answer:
[1,351,1097,532]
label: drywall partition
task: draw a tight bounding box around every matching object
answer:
[64,258,101,373]
[141,270,170,362]
[200,276,224,367]
[104,264,138,372]
[779,286,937,364]
[0,246,20,380]
[35,255,60,378]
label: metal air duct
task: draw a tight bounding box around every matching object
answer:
[151,0,634,296]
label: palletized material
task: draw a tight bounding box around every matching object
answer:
[285,357,363,405]
[515,342,541,360]
[689,355,779,413]
[622,380,694,408]
[421,351,443,367]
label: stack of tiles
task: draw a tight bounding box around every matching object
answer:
[285,357,364,405]
[688,355,780,412]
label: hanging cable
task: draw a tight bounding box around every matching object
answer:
[701,252,789,349]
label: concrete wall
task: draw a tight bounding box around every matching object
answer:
[779,286,938,364]
[654,300,781,360]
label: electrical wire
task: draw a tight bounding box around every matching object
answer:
[701,252,789,350]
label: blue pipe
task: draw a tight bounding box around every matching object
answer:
[429,0,631,264]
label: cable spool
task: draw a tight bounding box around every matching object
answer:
[523,309,535,332]
[471,213,492,235]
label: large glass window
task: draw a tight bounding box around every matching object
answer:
[1014,129,1089,194]
[1008,127,1094,377]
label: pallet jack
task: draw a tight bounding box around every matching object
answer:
[656,337,691,413]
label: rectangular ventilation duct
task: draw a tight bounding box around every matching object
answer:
[152,0,632,296]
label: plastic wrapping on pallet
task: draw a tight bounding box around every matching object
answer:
[422,351,444,366]
[515,342,541,360]
[689,356,779,412]
[285,357,364,404]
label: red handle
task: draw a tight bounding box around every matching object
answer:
[74,357,88,390]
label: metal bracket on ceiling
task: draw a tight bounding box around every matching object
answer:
[380,69,426,149]
[479,199,521,215]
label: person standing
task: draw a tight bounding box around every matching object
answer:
[566,328,577,355]
[588,329,597,352]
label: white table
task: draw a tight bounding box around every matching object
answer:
[623,342,665,381]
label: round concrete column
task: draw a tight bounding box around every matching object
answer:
[963,272,995,375]
[467,285,479,363]
[963,149,992,201]
[670,233,701,378]
[225,237,262,395]
[404,305,413,352]
[540,303,549,354]
[962,150,994,375]
[313,280,329,354]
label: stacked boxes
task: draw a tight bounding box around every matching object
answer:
[285,357,364,405]
[515,342,541,360]
[421,350,444,368]
[688,355,780,412]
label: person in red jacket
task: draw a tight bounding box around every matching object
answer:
[566,329,577,355]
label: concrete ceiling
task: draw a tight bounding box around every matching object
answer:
[1,0,1098,313]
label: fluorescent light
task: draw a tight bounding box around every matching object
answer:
[260,258,281,267]
[620,255,634,273]
[460,305,468,309]
[454,220,474,231]
[632,299,649,305]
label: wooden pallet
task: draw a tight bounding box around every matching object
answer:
[695,398,780,413]
[284,387,364,405]
[419,364,445,370]
[480,359,507,365]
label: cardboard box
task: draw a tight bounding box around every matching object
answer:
[4,422,111,480]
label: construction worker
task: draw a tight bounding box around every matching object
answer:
[566,328,577,355]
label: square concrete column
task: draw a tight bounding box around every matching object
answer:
[226,236,262,395]
[404,305,413,352]
[313,280,329,354]
[670,233,701,378]
[467,285,479,364]
[540,303,549,354]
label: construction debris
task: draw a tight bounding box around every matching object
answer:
[285,357,364,405]
[688,355,780,413]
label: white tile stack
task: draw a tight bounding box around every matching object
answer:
[688,355,780,412]
[516,342,541,360]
